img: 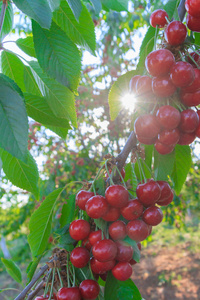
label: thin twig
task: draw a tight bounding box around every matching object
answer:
[178,0,186,22]
[0,0,7,38]
[27,281,44,300]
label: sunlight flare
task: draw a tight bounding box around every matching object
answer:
[120,92,136,113]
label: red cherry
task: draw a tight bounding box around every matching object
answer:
[136,180,161,207]
[92,239,117,262]
[156,181,172,202]
[85,195,109,219]
[142,206,163,226]
[164,21,187,46]
[108,220,127,241]
[134,114,160,139]
[89,230,104,246]
[157,190,174,206]
[79,280,100,300]
[181,69,200,93]
[90,257,116,274]
[179,109,199,133]
[145,49,175,77]
[105,185,129,208]
[121,199,144,221]
[186,13,200,32]
[82,238,92,251]
[115,241,134,262]
[156,105,181,130]
[185,0,200,18]
[69,219,90,241]
[35,297,49,300]
[158,128,180,145]
[105,167,125,182]
[57,287,81,300]
[170,61,195,87]
[126,219,149,242]
[129,75,141,93]
[155,141,175,155]
[76,190,95,211]
[178,131,196,145]
[102,206,121,221]
[100,273,108,281]
[195,110,200,137]
[152,75,176,97]
[136,75,153,97]
[136,135,157,145]
[187,51,200,68]
[112,262,133,281]
[129,242,142,265]
[70,247,90,268]
[150,9,169,28]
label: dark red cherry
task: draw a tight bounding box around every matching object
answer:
[157,190,174,206]
[186,13,200,32]
[134,114,160,139]
[89,230,104,246]
[136,180,161,207]
[92,239,117,262]
[170,61,195,87]
[137,135,157,145]
[155,141,175,155]
[179,109,199,133]
[178,132,196,145]
[187,51,200,68]
[156,105,181,130]
[136,75,153,97]
[152,75,176,97]
[69,219,90,241]
[35,297,49,300]
[82,238,92,251]
[182,69,200,93]
[115,241,134,262]
[112,262,133,281]
[164,21,187,45]
[150,9,169,28]
[90,257,116,274]
[85,195,109,219]
[102,206,121,221]
[142,206,163,226]
[76,190,95,211]
[105,185,129,208]
[108,221,127,241]
[129,75,141,93]
[185,0,200,18]
[57,287,81,300]
[121,199,144,221]
[156,181,172,203]
[70,247,90,268]
[158,128,180,145]
[180,90,200,107]
[79,280,100,300]
[100,273,108,281]
[195,110,200,138]
[126,219,149,242]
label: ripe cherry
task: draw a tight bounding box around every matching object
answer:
[102,206,121,221]
[105,168,125,181]
[135,75,153,97]
[76,190,94,211]
[150,9,169,28]
[178,132,196,145]
[89,230,104,246]
[157,190,174,206]
[112,262,132,281]
[187,51,200,68]
[105,185,129,208]
[180,90,200,107]
[195,110,200,138]
[121,199,143,221]
[134,114,160,139]
[156,105,181,130]
[170,61,195,87]
[57,287,81,300]
[136,180,161,207]
[155,141,175,155]
[164,21,187,45]
[186,13,200,32]
[185,0,200,18]
[82,238,92,251]
[79,280,100,300]
[69,219,90,241]
[35,297,49,300]
[158,128,180,145]
[179,109,199,133]
[92,239,117,262]
[108,220,127,241]
[152,75,176,97]
[85,195,109,219]
[156,181,172,202]
[142,206,163,226]
[115,241,134,262]
[90,257,116,274]
[70,247,90,268]
[136,135,157,145]
[126,219,149,242]
[129,75,141,93]
[182,69,200,93]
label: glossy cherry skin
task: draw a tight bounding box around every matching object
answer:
[142,206,163,226]
[126,219,150,242]
[89,230,104,246]
[179,109,199,133]
[158,128,180,145]
[195,110,200,138]
[157,190,174,206]
[150,9,169,28]
[182,69,200,93]
[164,21,187,46]
[116,241,134,262]
[57,287,81,300]
[102,206,121,221]
[185,0,200,18]
[76,190,95,211]
[136,180,161,207]
[105,185,129,208]
[90,257,116,274]
[69,219,90,241]
[170,61,195,87]
[121,199,144,221]
[82,238,92,251]
[137,135,157,145]
[152,76,176,97]
[145,49,175,77]
[129,75,141,93]
[178,132,196,145]
[134,114,160,139]
[186,13,200,32]
[188,51,200,68]
[79,280,100,300]
[112,262,133,281]
[70,247,90,268]
[156,181,172,203]
[156,105,181,130]
[92,239,117,262]
[155,141,175,155]
[180,90,200,107]
[108,220,127,241]
[85,195,109,219]
[35,297,49,300]
[136,75,153,97]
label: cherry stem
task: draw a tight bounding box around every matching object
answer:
[90,163,106,194]
[105,159,114,185]
[114,165,126,187]
[48,268,55,300]
[79,268,88,280]
[136,153,147,183]
[140,157,153,177]
[43,269,52,297]
[66,254,71,287]
[154,25,158,50]
[71,264,76,287]
[179,50,186,61]
[57,268,63,289]
[89,264,95,280]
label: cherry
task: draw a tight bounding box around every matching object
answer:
[134,114,160,139]
[102,206,121,221]
[170,61,195,87]
[90,257,116,274]
[185,0,200,18]
[100,273,108,281]
[136,180,161,207]
[126,219,149,242]
[89,230,104,246]
[164,21,187,45]
[105,185,129,208]
[180,90,200,107]
[158,128,180,145]
[105,167,125,181]
[129,75,141,93]
[115,241,134,262]
[135,75,153,97]
[157,190,174,206]
[145,49,175,77]
[92,239,117,262]
[142,206,163,226]
[156,181,172,202]
[57,287,81,300]
[69,219,90,241]
[35,297,49,300]
[79,280,100,300]
[179,109,199,133]
[155,141,175,155]
[152,75,176,97]
[70,247,90,268]
[76,190,95,211]
[181,69,200,93]
[136,135,157,145]
[121,199,143,221]
[186,13,200,32]
[178,132,196,145]
[85,195,109,219]
[150,9,169,28]
[187,51,200,68]
[82,238,92,251]
[112,262,132,281]
[129,242,142,265]
[156,105,181,130]
[108,220,127,241]
[195,110,200,138]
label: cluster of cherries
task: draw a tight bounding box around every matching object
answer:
[129,8,200,155]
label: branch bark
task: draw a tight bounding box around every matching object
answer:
[178,0,186,22]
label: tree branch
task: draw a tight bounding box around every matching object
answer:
[27,281,44,300]
[178,0,186,22]
[0,0,7,38]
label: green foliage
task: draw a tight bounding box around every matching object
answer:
[26,256,42,282]
[154,150,175,181]
[0,1,13,41]
[66,0,83,21]
[60,195,76,227]
[101,0,129,12]
[123,236,141,262]
[164,0,180,19]
[48,0,61,11]
[16,36,36,58]
[1,258,22,285]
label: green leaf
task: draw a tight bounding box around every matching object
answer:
[60,195,76,227]
[0,75,28,161]
[24,65,42,97]
[170,145,192,195]
[89,0,102,13]
[47,0,61,11]
[13,0,52,29]
[28,61,77,127]
[24,93,71,128]
[1,258,22,284]
[0,2,13,41]
[109,70,138,120]
[194,32,200,46]
[1,51,25,92]
[26,256,42,282]
[154,150,175,181]
[101,0,128,11]
[28,188,63,257]
[56,224,75,251]
[164,0,179,19]
[0,149,39,198]
[53,1,96,55]
[94,218,108,232]
[94,172,106,196]
[123,236,140,263]
[16,36,36,58]
[66,0,82,21]
[46,125,69,139]
[124,163,138,193]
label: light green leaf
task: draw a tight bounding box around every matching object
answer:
[170,145,192,195]
[0,149,39,198]
[164,0,179,19]
[24,65,42,97]
[109,70,138,120]
[194,32,200,46]
[0,2,13,41]
[66,0,82,21]
[123,236,140,263]
[101,0,128,11]
[13,0,52,29]
[28,188,63,257]
[89,0,102,13]
[1,258,22,284]
[1,50,25,92]
[16,36,36,58]
[26,256,42,283]
[47,0,61,11]
[53,1,96,55]
[0,75,28,162]
[32,20,81,91]
[60,195,76,227]
[46,126,69,139]
[154,150,175,181]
